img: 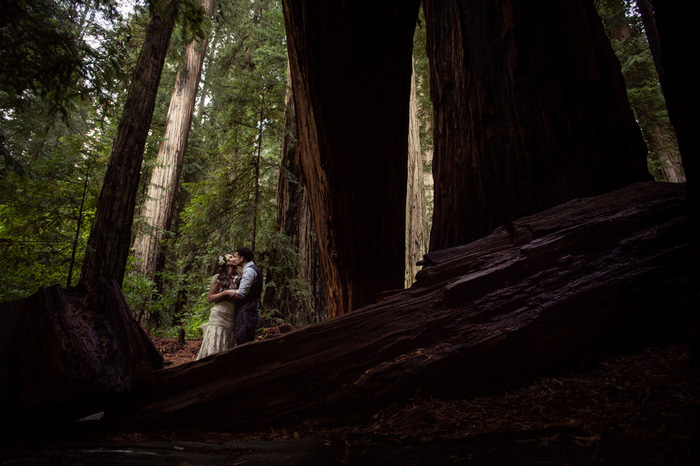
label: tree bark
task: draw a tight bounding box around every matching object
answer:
[132,0,215,279]
[80,0,179,286]
[282,0,421,317]
[646,1,700,292]
[647,128,685,183]
[406,59,429,287]
[425,0,651,251]
[1,280,163,428]
[268,65,327,325]
[107,181,687,433]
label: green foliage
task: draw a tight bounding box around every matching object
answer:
[123,253,212,338]
[0,0,137,302]
[177,0,209,45]
[595,0,683,182]
[258,308,286,329]
[122,256,159,318]
[1,0,126,116]
[258,231,317,326]
[0,108,108,300]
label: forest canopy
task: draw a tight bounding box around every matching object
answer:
[0,0,682,338]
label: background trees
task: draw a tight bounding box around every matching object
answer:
[132,0,291,331]
[0,0,686,339]
[131,0,215,284]
[79,0,181,286]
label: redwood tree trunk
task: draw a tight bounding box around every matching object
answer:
[425,0,651,251]
[282,1,421,317]
[269,67,327,325]
[648,128,685,183]
[647,0,700,291]
[80,0,179,286]
[406,60,429,287]
[2,280,163,428]
[107,182,687,433]
[132,0,215,278]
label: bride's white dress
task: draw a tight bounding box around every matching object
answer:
[196,275,237,360]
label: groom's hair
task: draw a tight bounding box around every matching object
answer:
[235,246,254,262]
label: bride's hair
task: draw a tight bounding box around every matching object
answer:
[214,253,237,291]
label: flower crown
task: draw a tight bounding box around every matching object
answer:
[218,255,225,266]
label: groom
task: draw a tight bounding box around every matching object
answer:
[230,246,262,345]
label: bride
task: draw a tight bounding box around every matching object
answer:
[196,253,240,360]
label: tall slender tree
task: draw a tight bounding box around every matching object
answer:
[81,0,180,286]
[405,60,429,287]
[424,0,651,251]
[132,0,215,280]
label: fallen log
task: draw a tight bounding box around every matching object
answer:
[0,279,163,427]
[107,181,689,432]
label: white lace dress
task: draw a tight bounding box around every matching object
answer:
[196,275,238,360]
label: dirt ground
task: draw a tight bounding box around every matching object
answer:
[3,338,698,464]
[152,337,204,366]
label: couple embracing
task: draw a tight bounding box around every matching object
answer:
[196,246,262,360]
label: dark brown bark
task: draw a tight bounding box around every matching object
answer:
[268,67,327,325]
[646,1,700,289]
[282,1,421,317]
[80,0,178,286]
[425,0,651,251]
[0,280,162,428]
[107,181,687,433]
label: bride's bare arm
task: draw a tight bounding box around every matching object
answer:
[207,281,236,303]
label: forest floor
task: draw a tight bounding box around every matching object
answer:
[3,337,699,464]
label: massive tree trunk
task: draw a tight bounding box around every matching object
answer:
[646,1,700,293]
[80,0,179,286]
[268,66,327,325]
[132,0,215,279]
[282,1,421,317]
[1,280,163,429]
[406,60,430,287]
[106,181,687,432]
[425,0,651,252]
